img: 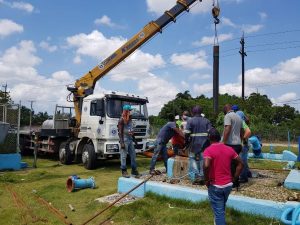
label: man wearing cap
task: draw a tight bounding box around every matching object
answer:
[223,104,244,183]
[118,104,140,178]
[204,128,243,225]
[232,105,251,183]
[149,113,179,174]
[185,105,212,184]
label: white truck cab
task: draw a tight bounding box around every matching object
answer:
[77,91,150,169]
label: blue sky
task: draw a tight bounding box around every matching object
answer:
[1,0,300,115]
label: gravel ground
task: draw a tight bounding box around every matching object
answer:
[138,169,300,203]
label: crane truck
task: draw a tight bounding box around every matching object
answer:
[20,0,206,169]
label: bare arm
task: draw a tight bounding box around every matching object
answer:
[223,125,231,144]
[233,156,244,181]
[117,119,125,148]
[204,157,211,187]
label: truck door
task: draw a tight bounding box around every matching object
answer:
[80,99,105,139]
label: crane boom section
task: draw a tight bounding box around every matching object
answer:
[71,0,200,126]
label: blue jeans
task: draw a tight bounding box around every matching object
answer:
[188,152,203,180]
[208,185,232,225]
[150,142,168,170]
[120,140,137,170]
[240,144,249,181]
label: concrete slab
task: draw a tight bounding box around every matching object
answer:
[118,177,299,219]
[284,170,300,190]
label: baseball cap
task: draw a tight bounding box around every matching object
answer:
[175,115,180,120]
[123,104,132,111]
[232,105,239,111]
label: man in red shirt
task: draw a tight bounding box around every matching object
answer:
[203,128,243,225]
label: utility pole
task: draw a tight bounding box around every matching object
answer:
[239,33,247,100]
[28,100,35,131]
[2,83,9,103]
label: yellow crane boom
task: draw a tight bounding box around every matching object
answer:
[68,0,203,127]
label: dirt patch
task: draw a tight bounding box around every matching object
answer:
[139,169,300,203]
[95,193,141,206]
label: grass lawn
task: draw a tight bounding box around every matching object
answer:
[0,155,283,225]
[262,144,298,155]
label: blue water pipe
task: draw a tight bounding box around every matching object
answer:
[66,175,96,192]
[281,204,300,225]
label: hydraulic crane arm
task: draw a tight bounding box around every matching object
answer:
[68,0,202,127]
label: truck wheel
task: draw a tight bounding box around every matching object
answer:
[59,141,73,165]
[82,143,96,170]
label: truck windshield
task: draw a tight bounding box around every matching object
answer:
[106,98,148,119]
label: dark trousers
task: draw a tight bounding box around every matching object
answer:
[226,144,242,177]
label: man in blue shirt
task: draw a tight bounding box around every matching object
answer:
[149,114,179,175]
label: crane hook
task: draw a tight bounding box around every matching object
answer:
[212,6,220,24]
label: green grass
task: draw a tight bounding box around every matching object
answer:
[0,155,283,225]
[262,144,298,155]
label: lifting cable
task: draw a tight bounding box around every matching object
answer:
[212,0,220,45]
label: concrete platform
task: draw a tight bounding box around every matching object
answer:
[284,170,300,190]
[118,177,299,220]
[248,150,298,162]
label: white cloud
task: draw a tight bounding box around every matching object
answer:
[193,33,233,46]
[67,30,126,60]
[138,73,178,115]
[39,41,58,52]
[242,56,300,87]
[11,1,34,12]
[146,0,211,15]
[193,83,213,95]
[66,30,174,115]
[94,15,120,28]
[0,19,23,37]
[170,50,210,70]
[66,30,165,81]
[273,93,297,105]
[110,51,165,81]
[0,41,75,113]
[0,0,34,13]
[181,81,189,89]
[189,73,210,80]
[221,17,237,28]
[242,24,264,34]
[259,12,267,20]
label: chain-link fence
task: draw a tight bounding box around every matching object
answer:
[0,104,20,154]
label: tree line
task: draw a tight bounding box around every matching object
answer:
[0,90,49,126]
[150,91,300,142]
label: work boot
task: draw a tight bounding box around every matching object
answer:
[122,169,130,178]
[131,169,141,178]
[149,169,156,175]
[192,177,205,185]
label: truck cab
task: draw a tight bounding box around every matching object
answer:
[76,91,150,169]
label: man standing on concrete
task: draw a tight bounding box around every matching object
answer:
[223,104,244,182]
[118,105,140,178]
[185,106,212,184]
[204,128,243,225]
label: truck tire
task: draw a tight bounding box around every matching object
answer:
[82,143,96,170]
[59,141,73,165]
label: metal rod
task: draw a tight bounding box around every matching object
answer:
[82,174,154,225]
[34,195,72,225]
[213,45,219,114]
